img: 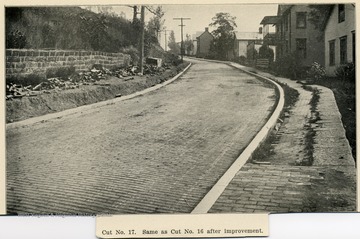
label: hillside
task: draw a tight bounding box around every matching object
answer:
[6,6,159,55]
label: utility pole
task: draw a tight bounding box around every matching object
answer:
[173,17,190,61]
[139,5,145,75]
[160,29,171,51]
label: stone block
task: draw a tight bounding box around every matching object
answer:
[19,50,27,56]
[6,49,12,56]
[56,51,65,56]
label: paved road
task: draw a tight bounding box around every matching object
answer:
[6,59,276,215]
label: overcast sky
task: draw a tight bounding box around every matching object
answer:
[86,4,278,49]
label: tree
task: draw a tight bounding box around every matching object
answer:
[168,30,180,54]
[308,5,334,41]
[209,12,237,60]
[146,6,165,42]
[259,43,274,62]
[183,34,194,55]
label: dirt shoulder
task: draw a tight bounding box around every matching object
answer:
[6,62,189,123]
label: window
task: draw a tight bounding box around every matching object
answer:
[352,31,355,63]
[296,12,307,29]
[340,36,347,64]
[329,40,335,66]
[296,38,307,59]
[338,4,345,23]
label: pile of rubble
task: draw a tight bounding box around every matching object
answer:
[6,61,166,100]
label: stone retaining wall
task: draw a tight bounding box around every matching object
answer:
[6,49,131,78]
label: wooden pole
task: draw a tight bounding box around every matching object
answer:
[173,18,190,61]
[139,6,145,75]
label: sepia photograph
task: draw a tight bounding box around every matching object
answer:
[4,2,357,218]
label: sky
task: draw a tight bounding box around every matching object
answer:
[86,4,278,49]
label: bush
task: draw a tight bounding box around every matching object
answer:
[6,30,27,49]
[163,52,182,66]
[258,44,274,62]
[120,46,139,65]
[306,62,326,82]
[271,53,307,80]
[335,62,355,82]
[234,55,247,65]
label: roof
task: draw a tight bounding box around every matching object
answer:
[196,29,214,39]
[260,16,279,25]
[277,4,292,17]
[234,32,263,40]
[192,31,203,39]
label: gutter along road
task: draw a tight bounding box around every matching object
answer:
[6,58,276,215]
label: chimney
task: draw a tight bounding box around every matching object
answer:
[259,27,263,34]
[205,27,209,32]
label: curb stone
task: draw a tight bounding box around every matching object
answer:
[191,60,284,214]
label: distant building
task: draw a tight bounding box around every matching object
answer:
[196,27,214,57]
[191,39,197,56]
[323,4,355,75]
[260,16,278,60]
[233,31,263,60]
[190,32,202,56]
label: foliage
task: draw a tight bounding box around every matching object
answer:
[121,46,140,65]
[146,6,165,42]
[209,12,237,60]
[306,62,326,82]
[308,5,333,41]
[335,62,355,82]
[258,44,274,62]
[184,34,194,55]
[163,52,182,66]
[308,5,334,30]
[168,30,180,54]
[271,53,308,80]
[6,30,27,48]
[234,55,247,65]
[5,7,153,55]
[246,48,258,62]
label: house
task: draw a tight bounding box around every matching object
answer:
[273,4,325,67]
[190,32,203,56]
[323,4,355,75]
[260,16,279,60]
[191,39,197,56]
[233,31,263,60]
[196,27,214,57]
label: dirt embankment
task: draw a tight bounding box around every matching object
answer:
[6,62,189,123]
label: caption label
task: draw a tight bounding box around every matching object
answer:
[96,213,269,238]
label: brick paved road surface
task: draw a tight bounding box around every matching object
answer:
[210,64,356,213]
[6,59,276,215]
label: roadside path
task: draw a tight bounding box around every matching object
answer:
[209,63,356,213]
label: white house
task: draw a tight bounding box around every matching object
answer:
[233,31,263,58]
[324,4,355,75]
